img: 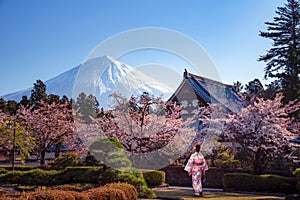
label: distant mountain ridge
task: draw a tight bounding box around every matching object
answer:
[1,56,173,109]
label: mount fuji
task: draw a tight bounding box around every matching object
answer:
[1,56,174,109]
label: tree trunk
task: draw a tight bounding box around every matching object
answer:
[253,150,265,175]
[40,150,46,165]
[54,142,62,158]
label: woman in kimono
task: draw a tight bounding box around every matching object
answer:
[184,144,208,197]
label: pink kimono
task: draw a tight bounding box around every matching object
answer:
[184,152,208,194]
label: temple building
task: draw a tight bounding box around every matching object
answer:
[169,69,242,116]
[168,70,243,150]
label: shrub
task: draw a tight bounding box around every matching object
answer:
[0,167,7,174]
[83,152,102,166]
[87,187,127,200]
[50,151,81,170]
[293,168,300,178]
[143,170,166,186]
[0,165,38,171]
[214,159,224,168]
[0,167,155,198]
[1,184,137,200]
[51,184,83,192]
[0,170,24,184]
[101,168,156,199]
[89,137,132,169]
[23,189,79,200]
[104,183,138,200]
[230,160,241,169]
[294,168,300,193]
[223,173,257,191]
[21,169,58,186]
[259,174,296,194]
[0,169,58,186]
[56,166,103,185]
[0,190,22,199]
[223,173,297,194]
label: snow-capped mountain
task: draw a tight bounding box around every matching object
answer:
[1,56,174,109]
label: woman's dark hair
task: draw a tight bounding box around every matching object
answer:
[195,144,200,152]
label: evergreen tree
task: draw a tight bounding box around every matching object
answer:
[244,79,265,99]
[264,80,282,100]
[19,96,30,109]
[47,94,60,104]
[30,80,47,108]
[75,92,100,123]
[259,0,300,103]
[60,95,69,104]
[0,98,8,113]
[233,81,243,93]
[61,95,72,110]
[6,100,18,115]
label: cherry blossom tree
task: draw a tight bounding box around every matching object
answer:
[76,92,196,170]
[196,103,228,155]
[17,100,75,165]
[229,94,299,174]
[197,94,299,174]
[98,92,194,153]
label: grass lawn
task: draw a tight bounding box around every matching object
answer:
[153,188,285,200]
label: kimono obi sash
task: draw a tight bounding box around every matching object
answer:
[193,158,204,166]
[193,162,204,166]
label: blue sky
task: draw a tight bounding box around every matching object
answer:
[0,0,285,96]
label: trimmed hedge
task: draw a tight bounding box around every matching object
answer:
[0,183,138,200]
[51,184,84,192]
[101,168,156,198]
[0,167,155,198]
[56,166,104,185]
[0,167,7,174]
[293,168,300,178]
[0,169,58,186]
[105,183,138,200]
[0,165,50,171]
[87,187,127,200]
[223,173,297,194]
[293,168,300,193]
[143,170,166,186]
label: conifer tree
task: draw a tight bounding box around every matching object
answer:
[259,0,300,103]
[244,79,265,99]
[30,80,47,108]
[75,92,100,123]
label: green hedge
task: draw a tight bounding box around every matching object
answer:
[293,168,300,193]
[143,170,166,186]
[1,183,138,200]
[100,168,156,198]
[0,165,40,171]
[56,166,104,185]
[0,169,58,186]
[293,168,300,178]
[0,167,156,198]
[223,173,297,194]
[0,167,7,174]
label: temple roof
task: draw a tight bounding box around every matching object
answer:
[169,70,242,112]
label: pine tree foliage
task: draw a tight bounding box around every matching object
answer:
[244,79,265,98]
[259,0,300,103]
[30,80,47,108]
[74,92,100,124]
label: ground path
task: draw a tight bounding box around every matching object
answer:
[140,186,290,200]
